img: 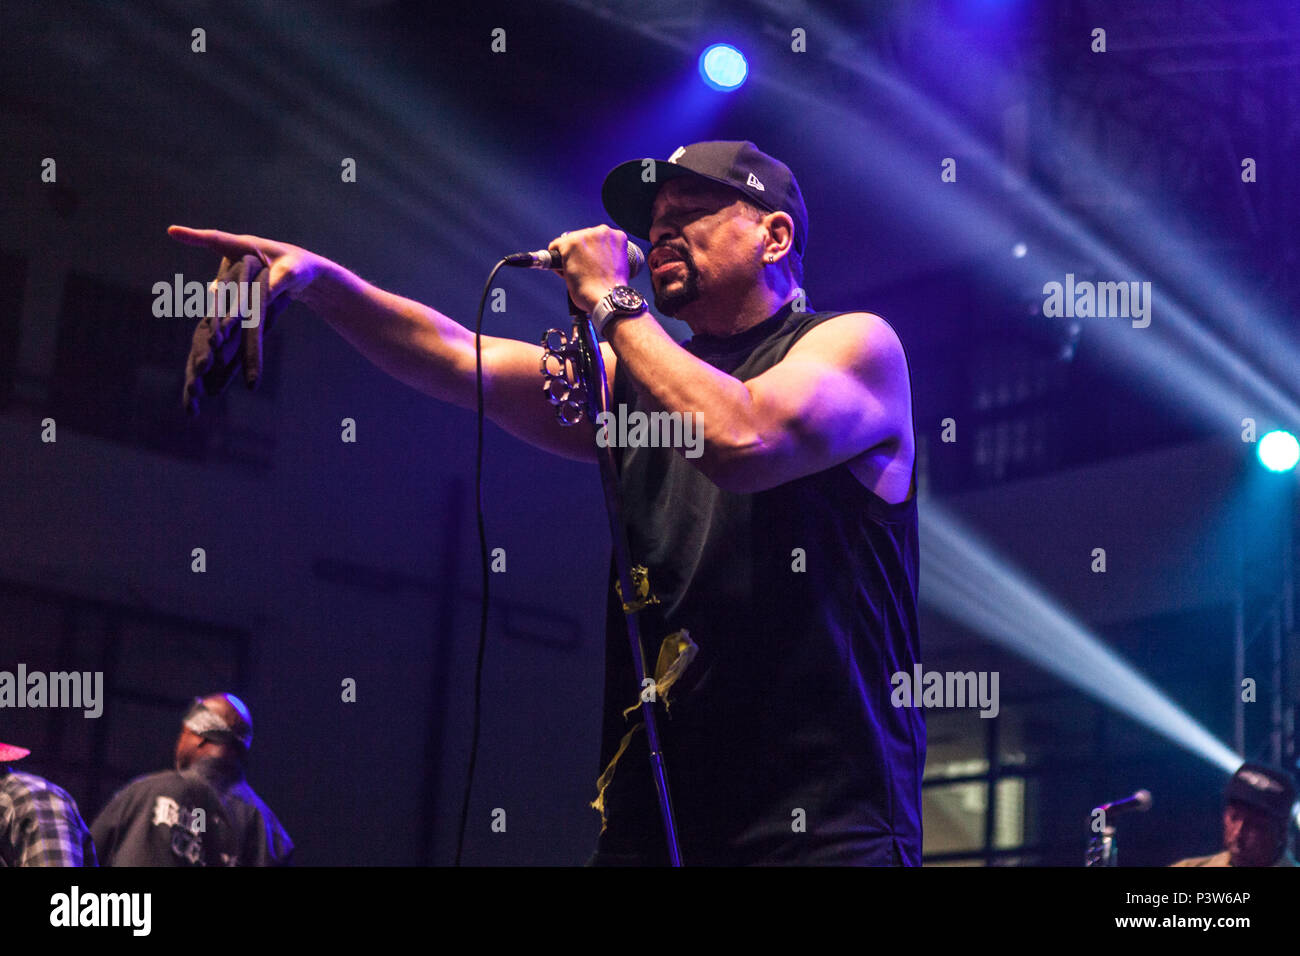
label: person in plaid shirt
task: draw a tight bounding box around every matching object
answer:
[0,740,97,867]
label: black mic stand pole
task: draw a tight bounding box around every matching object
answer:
[565,291,683,867]
[1085,823,1117,866]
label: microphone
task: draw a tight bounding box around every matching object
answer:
[1094,789,1152,816]
[505,243,645,278]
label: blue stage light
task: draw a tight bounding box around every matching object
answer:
[1258,430,1299,472]
[699,44,747,91]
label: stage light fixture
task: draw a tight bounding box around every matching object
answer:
[699,43,747,91]
[1258,430,1299,473]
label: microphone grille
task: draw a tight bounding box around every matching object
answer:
[626,243,645,279]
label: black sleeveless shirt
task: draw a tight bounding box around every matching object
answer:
[592,301,924,866]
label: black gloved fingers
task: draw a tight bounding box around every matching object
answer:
[241,255,287,390]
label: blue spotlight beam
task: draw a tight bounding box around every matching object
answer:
[814,45,1300,430]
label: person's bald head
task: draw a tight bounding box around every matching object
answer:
[174,692,254,774]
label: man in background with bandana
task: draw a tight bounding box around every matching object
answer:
[91,693,293,866]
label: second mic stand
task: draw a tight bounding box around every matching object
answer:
[1085,824,1117,866]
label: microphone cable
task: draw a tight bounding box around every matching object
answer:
[455,256,509,867]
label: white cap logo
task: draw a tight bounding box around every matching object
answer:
[1239,769,1283,793]
[746,171,765,191]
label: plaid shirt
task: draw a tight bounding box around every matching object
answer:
[0,768,97,867]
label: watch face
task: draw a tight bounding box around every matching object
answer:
[610,286,644,311]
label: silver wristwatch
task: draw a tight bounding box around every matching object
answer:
[591,285,647,333]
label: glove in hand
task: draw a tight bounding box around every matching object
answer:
[182,252,287,417]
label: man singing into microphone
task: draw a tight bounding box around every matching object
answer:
[171,140,923,866]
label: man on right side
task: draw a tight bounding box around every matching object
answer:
[1171,762,1297,867]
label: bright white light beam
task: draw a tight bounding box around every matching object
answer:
[921,501,1241,774]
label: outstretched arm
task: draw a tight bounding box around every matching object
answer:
[168,226,610,462]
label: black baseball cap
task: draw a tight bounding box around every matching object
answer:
[601,140,808,256]
[1225,763,1296,822]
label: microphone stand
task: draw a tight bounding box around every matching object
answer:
[563,292,683,867]
[1085,791,1150,866]
[1085,824,1117,866]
